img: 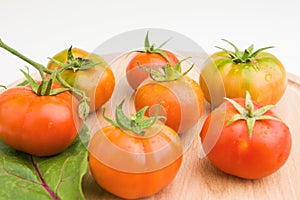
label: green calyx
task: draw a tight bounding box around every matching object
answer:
[103,99,165,136]
[20,67,69,96]
[49,46,101,72]
[216,39,274,70]
[225,91,281,139]
[136,31,171,62]
[139,58,193,82]
[0,85,6,89]
[0,38,90,119]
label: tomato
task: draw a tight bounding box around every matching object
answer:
[134,72,204,134]
[200,92,291,179]
[0,86,83,156]
[126,50,179,90]
[47,47,115,112]
[125,32,179,90]
[88,100,182,199]
[200,40,287,106]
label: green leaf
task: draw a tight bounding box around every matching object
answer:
[78,99,90,120]
[153,49,169,62]
[144,31,150,50]
[255,115,282,122]
[20,68,39,94]
[115,99,132,130]
[17,80,29,86]
[224,97,246,114]
[247,44,254,53]
[225,91,281,139]
[226,114,246,126]
[246,118,256,139]
[253,105,274,116]
[104,99,165,136]
[139,65,165,81]
[0,124,89,200]
[49,88,70,96]
[215,46,236,59]
[135,106,149,121]
[78,61,101,70]
[250,46,274,58]
[157,37,172,49]
[102,107,120,128]
[245,91,255,116]
[221,39,242,58]
[67,46,74,62]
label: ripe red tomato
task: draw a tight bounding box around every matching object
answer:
[126,50,179,90]
[200,93,291,179]
[200,40,287,106]
[47,47,115,112]
[0,86,83,156]
[134,76,204,134]
[88,101,182,199]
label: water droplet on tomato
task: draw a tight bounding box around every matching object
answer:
[48,122,53,129]
[265,73,272,82]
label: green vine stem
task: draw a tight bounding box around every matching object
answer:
[0,39,50,79]
[0,38,90,119]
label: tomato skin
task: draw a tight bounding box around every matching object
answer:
[0,86,83,156]
[88,124,182,199]
[47,48,115,112]
[126,50,179,90]
[200,51,287,106]
[200,98,292,179]
[134,77,204,134]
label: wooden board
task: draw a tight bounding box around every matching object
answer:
[82,54,300,200]
[2,55,300,200]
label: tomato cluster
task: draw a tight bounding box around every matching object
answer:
[199,40,291,179]
[0,34,293,198]
[88,33,206,199]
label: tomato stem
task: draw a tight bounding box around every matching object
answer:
[0,38,51,79]
[225,91,281,138]
[103,99,165,136]
[139,58,193,82]
[0,38,90,119]
[134,31,172,62]
[59,46,102,72]
[215,39,274,71]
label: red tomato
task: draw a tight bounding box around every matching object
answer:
[0,86,83,156]
[88,102,182,199]
[200,95,292,179]
[134,76,204,134]
[47,47,115,112]
[126,50,179,90]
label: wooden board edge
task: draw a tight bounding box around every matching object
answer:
[287,73,300,88]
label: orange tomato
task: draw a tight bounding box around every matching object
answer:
[0,86,82,156]
[89,122,182,199]
[47,47,115,112]
[134,76,204,134]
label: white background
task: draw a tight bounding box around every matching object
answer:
[0,0,299,86]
